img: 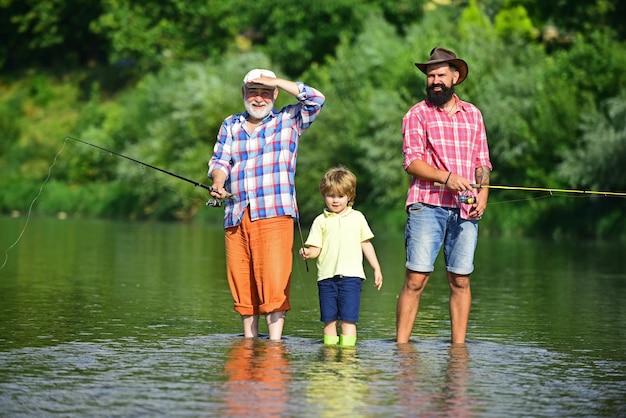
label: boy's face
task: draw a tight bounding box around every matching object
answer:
[324,193,350,215]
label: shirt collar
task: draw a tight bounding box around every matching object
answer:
[323,207,353,218]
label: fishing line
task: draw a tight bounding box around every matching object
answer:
[472,183,626,197]
[1,136,223,271]
[485,192,614,206]
[486,194,554,206]
[292,246,315,312]
[296,216,309,274]
[292,195,309,273]
[436,182,626,206]
[288,194,313,310]
[475,184,626,207]
[0,138,68,271]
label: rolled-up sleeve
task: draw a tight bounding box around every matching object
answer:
[402,110,425,170]
[296,82,325,129]
[208,121,234,178]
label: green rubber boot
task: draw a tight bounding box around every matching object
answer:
[339,334,357,347]
[323,335,339,345]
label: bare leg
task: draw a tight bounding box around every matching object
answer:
[242,315,259,338]
[322,321,339,345]
[447,272,471,344]
[396,270,429,344]
[341,321,357,337]
[266,311,286,341]
[323,321,338,337]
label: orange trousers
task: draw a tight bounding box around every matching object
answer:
[225,210,293,316]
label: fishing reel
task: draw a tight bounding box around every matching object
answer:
[206,186,235,207]
[458,192,476,205]
[206,198,224,207]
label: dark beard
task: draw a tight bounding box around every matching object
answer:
[426,83,455,108]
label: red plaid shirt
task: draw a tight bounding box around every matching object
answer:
[402,95,492,219]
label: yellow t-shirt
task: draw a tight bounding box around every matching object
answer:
[304,207,374,281]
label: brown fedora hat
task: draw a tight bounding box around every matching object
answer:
[414,47,469,85]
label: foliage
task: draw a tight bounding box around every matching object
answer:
[494,5,538,42]
[0,0,425,76]
[239,0,425,77]
[480,0,626,41]
[1,1,626,238]
[558,90,626,191]
[90,0,241,72]
[0,0,106,70]
[295,13,413,224]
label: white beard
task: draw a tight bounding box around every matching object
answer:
[244,99,273,120]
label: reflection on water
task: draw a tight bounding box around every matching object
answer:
[444,345,472,416]
[0,216,625,416]
[431,345,473,416]
[0,335,624,417]
[306,346,368,417]
[221,338,291,417]
[394,343,477,417]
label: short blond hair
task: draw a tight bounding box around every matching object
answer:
[319,166,357,206]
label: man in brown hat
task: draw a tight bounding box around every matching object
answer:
[396,47,492,344]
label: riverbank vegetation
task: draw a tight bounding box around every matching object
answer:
[1,0,625,239]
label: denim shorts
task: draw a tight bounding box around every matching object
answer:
[405,203,478,275]
[317,276,363,323]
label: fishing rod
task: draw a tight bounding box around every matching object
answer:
[67,136,311,271]
[434,181,626,204]
[471,184,626,197]
[65,136,231,206]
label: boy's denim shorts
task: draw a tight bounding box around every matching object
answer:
[405,203,478,275]
[317,276,363,323]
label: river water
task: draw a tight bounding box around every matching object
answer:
[0,216,624,417]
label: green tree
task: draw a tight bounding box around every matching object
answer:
[494,4,538,42]
[90,0,242,71]
[558,90,626,192]
[480,0,626,41]
[240,0,424,78]
[294,12,422,225]
[2,0,626,238]
[0,0,106,70]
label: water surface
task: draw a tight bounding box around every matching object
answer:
[0,216,624,417]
